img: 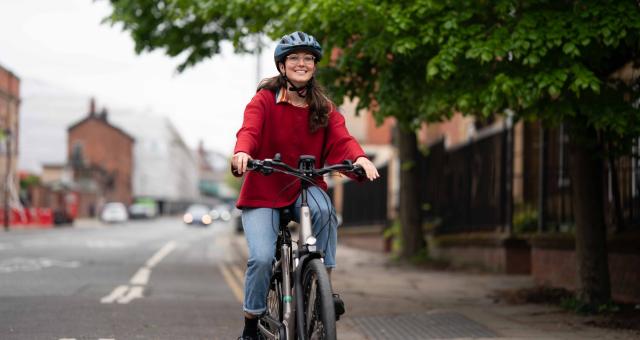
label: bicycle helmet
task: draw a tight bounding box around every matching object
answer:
[274,31,323,98]
[274,31,323,66]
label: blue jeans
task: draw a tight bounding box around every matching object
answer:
[241,186,338,315]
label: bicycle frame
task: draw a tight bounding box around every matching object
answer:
[250,154,362,340]
[256,192,319,339]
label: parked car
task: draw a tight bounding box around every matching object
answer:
[100,202,128,223]
[183,204,212,226]
[129,202,157,219]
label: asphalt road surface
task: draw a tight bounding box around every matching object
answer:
[0,217,244,340]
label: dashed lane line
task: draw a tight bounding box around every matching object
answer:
[129,267,151,285]
[100,241,176,304]
[145,241,177,268]
[100,285,129,304]
[116,286,144,304]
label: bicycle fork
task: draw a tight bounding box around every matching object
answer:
[281,242,295,339]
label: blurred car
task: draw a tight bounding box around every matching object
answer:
[209,204,232,222]
[129,202,158,219]
[183,204,212,226]
[100,202,128,223]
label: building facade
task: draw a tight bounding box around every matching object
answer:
[107,112,199,215]
[68,101,135,212]
[0,64,21,220]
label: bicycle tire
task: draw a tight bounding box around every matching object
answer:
[261,265,283,336]
[301,258,336,340]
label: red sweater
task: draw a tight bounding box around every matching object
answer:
[233,89,366,208]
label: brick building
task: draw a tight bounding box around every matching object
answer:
[0,64,21,219]
[68,100,134,214]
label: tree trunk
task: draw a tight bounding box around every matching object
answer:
[567,129,611,306]
[398,128,425,259]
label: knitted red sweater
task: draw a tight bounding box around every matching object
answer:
[233,89,366,208]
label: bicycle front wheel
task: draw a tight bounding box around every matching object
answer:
[301,258,336,340]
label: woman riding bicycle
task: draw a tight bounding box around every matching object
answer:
[231,31,379,340]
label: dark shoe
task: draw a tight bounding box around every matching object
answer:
[333,293,345,320]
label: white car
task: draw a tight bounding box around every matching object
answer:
[100,202,129,223]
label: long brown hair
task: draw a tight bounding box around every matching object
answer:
[257,74,331,133]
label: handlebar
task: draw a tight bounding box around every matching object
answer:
[247,154,365,180]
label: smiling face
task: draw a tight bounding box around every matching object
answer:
[278,52,316,87]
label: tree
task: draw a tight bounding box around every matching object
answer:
[389,0,640,308]
[105,0,640,306]
[105,0,428,258]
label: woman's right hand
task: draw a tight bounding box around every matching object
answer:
[232,152,252,175]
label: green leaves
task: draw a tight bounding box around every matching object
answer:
[105,0,640,147]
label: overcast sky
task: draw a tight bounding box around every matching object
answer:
[0,0,276,169]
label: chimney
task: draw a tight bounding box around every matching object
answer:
[89,98,96,116]
[99,107,108,121]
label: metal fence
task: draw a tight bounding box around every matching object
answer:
[331,165,388,227]
[420,130,509,234]
[533,126,640,232]
[421,122,640,234]
[611,151,640,229]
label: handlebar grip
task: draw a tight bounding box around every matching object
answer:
[247,159,258,170]
[353,164,366,178]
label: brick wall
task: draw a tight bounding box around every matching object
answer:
[365,113,394,145]
[0,65,20,204]
[531,235,640,303]
[531,248,577,290]
[68,118,133,205]
[431,234,531,274]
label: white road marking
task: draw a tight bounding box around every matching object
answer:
[116,285,144,304]
[219,264,244,303]
[145,241,176,268]
[101,241,177,304]
[0,257,80,273]
[129,267,151,285]
[100,285,129,304]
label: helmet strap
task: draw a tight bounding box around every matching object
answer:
[281,70,313,98]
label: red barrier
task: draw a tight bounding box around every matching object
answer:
[37,208,53,227]
[0,207,54,228]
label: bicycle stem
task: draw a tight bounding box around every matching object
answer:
[299,180,318,249]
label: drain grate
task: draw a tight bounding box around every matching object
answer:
[351,311,497,339]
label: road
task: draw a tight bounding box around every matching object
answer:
[0,217,244,340]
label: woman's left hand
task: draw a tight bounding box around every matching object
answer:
[354,157,380,181]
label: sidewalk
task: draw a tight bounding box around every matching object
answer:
[231,231,640,340]
[337,232,639,340]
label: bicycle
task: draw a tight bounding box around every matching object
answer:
[246,153,364,340]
